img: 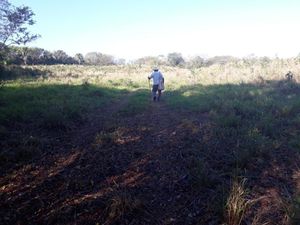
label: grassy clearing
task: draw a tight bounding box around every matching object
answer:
[1,62,300,224]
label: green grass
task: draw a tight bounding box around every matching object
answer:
[169,81,300,136]
[1,64,300,223]
[0,81,128,166]
[0,82,125,129]
[116,89,151,117]
[1,66,299,167]
[167,80,300,223]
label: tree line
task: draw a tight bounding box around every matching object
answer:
[3,45,244,68]
[2,46,121,66]
[0,0,247,69]
[1,0,296,70]
[5,45,291,69]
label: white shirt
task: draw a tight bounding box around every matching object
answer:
[149,71,164,85]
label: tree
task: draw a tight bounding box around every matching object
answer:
[0,0,39,50]
[134,56,163,66]
[84,52,115,66]
[40,49,54,64]
[187,56,204,68]
[52,50,74,64]
[25,47,52,65]
[0,0,39,64]
[115,58,126,65]
[14,46,30,64]
[98,53,114,66]
[167,52,185,66]
[205,56,236,66]
[5,45,22,64]
[5,46,46,65]
[74,53,84,64]
[84,52,98,65]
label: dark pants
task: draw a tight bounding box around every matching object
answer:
[152,84,161,101]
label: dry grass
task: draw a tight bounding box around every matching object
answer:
[103,190,144,225]
[20,58,300,89]
[225,179,251,225]
[225,178,265,225]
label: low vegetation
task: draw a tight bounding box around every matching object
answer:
[1,61,300,224]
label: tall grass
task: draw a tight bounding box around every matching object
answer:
[225,179,252,225]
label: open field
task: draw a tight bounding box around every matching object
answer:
[1,62,300,224]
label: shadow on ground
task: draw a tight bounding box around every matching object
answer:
[0,65,52,80]
[1,79,300,225]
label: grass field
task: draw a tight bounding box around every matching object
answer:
[1,62,300,224]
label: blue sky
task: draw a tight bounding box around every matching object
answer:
[10,0,300,59]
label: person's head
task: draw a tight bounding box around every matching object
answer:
[153,66,159,72]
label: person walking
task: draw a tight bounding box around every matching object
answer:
[148,67,164,101]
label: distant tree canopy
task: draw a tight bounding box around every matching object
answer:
[52,50,75,64]
[3,46,266,68]
[205,55,237,66]
[4,46,126,66]
[134,56,166,66]
[2,45,281,68]
[186,56,204,68]
[74,53,85,65]
[84,52,115,66]
[167,52,185,66]
[0,0,39,61]
[5,46,73,65]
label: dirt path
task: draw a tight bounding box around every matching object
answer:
[71,89,140,147]
[58,92,212,224]
[0,90,211,224]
